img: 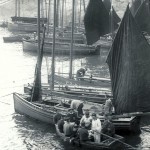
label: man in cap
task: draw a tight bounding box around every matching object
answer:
[80,110,92,130]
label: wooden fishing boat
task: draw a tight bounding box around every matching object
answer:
[22,39,99,55]
[3,35,30,43]
[48,74,111,89]
[55,124,124,150]
[106,4,150,129]
[7,22,40,33]
[11,16,47,23]
[24,84,111,104]
[13,92,58,124]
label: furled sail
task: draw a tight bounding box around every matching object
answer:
[134,0,150,34]
[31,25,46,101]
[106,5,150,114]
[84,0,118,45]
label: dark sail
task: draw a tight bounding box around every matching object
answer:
[31,26,46,101]
[134,0,150,34]
[84,0,115,45]
[130,0,142,16]
[103,0,121,23]
[106,5,150,114]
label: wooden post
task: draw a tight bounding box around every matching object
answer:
[51,0,57,90]
[69,0,75,79]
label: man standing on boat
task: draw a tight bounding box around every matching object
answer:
[76,68,87,80]
[104,98,114,115]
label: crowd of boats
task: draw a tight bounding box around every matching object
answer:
[1,0,150,149]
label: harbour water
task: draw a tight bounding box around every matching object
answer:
[0,26,150,150]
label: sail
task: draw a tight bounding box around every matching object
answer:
[31,26,46,101]
[106,5,150,114]
[130,0,142,16]
[103,0,121,23]
[83,0,109,45]
[134,0,150,34]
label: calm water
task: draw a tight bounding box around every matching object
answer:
[0,27,150,150]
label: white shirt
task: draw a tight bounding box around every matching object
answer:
[91,118,102,132]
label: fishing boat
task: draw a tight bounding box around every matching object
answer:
[11,16,47,24]
[48,74,111,89]
[3,35,30,43]
[55,124,124,150]
[7,22,41,33]
[22,39,99,55]
[106,4,150,127]
[13,0,141,133]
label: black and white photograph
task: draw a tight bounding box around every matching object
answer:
[0,0,150,149]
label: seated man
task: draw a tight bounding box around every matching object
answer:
[80,111,92,130]
[63,117,74,137]
[78,122,89,142]
[57,116,65,133]
[101,114,115,140]
[66,108,78,123]
[76,68,87,80]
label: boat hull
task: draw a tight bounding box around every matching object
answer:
[22,40,98,55]
[13,93,55,124]
[8,22,40,32]
[55,124,124,150]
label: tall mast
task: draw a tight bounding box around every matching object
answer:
[15,0,17,17]
[69,0,75,79]
[18,0,20,17]
[83,0,85,12]
[61,0,64,29]
[79,0,82,26]
[47,0,51,33]
[110,0,114,39]
[37,0,41,56]
[51,0,57,90]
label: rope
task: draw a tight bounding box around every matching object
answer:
[0,93,13,105]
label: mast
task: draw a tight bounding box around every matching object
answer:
[61,0,64,29]
[79,0,82,27]
[51,0,57,90]
[110,0,114,39]
[15,0,17,17]
[37,0,41,99]
[56,0,60,27]
[47,0,51,33]
[18,0,20,17]
[83,0,86,12]
[69,0,75,79]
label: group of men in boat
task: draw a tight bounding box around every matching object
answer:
[54,98,115,144]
